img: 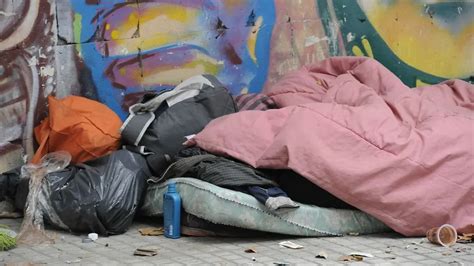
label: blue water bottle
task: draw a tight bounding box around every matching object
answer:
[163,182,181,239]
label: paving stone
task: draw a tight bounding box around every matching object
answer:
[121,258,149,264]
[457,254,474,261]
[420,259,449,265]
[0,219,463,265]
[149,259,175,264]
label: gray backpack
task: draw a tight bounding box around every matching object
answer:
[120,75,237,176]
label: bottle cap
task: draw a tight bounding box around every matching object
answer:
[167,182,177,193]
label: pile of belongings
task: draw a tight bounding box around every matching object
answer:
[0,74,241,235]
[1,56,472,237]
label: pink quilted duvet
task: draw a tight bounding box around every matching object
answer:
[192,57,474,236]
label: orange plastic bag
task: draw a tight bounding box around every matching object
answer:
[31,95,122,164]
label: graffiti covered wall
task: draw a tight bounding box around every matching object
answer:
[1,0,473,171]
[317,0,474,87]
[66,0,275,119]
[265,0,474,88]
[0,0,56,172]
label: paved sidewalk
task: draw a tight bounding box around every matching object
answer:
[0,218,471,265]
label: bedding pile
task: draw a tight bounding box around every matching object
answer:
[189,57,474,236]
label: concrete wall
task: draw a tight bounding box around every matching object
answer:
[1,0,473,172]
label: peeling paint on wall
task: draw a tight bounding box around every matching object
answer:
[40,65,55,77]
[0,0,56,172]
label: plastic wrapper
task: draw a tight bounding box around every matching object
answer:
[16,151,71,245]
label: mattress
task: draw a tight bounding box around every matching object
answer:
[140,178,389,236]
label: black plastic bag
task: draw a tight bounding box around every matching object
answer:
[0,168,22,202]
[0,167,29,212]
[41,150,150,235]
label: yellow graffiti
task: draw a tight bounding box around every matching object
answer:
[362,0,474,78]
[352,36,374,58]
[105,4,201,55]
[352,37,438,87]
[116,53,222,87]
[361,38,373,58]
[110,30,120,39]
[247,16,263,64]
[352,45,364,57]
[415,79,430,87]
[107,10,139,40]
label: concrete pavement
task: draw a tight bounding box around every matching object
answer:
[0,218,471,265]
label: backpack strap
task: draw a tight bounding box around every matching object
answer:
[122,145,154,155]
[120,111,155,146]
[130,75,213,113]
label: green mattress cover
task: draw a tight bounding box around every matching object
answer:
[140,178,389,236]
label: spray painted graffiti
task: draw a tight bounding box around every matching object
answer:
[70,0,276,119]
[316,0,474,87]
[0,0,55,171]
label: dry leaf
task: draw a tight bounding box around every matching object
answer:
[457,233,474,243]
[339,256,352,262]
[339,255,363,261]
[134,246,159,256]
[245,248,256,253]
[133,250,157,256]
[315,251,328,259]
[138,227,164,236]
